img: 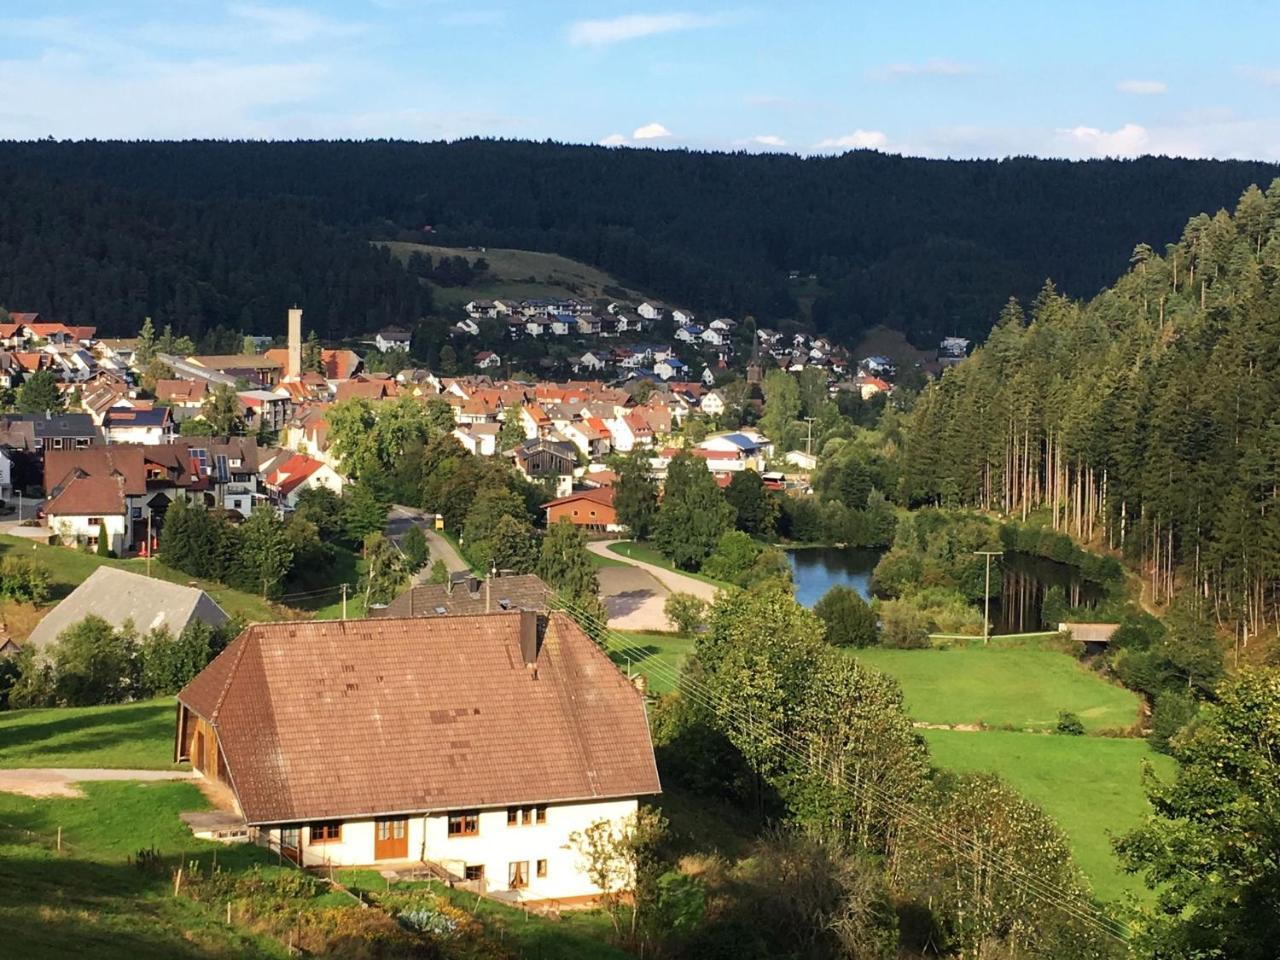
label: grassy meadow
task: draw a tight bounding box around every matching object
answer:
[851,644,1141,732]
[0,699,181,770]
[612,631,694,694]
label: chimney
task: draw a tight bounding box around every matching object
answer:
[519,610,539,671]
[485,573,492,613]
[467,575,480,597]
[286,306,303,381]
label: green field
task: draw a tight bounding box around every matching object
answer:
[852,645,1141,732]
[608,541,735,591]
[0,699,181,770]
[0,780,285,959]
[0,534,283,626]
[612,631,694,694]
[923,729,1174,901]
[380,241,647,309]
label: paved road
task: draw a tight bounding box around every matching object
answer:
[0,768,194,798]
[387,504,471,584]
[587,540,722,603]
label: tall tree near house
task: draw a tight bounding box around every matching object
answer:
[303,328,324,374]
[488,514,539,574]
[724,469,779,537]
[95,523,111,557]
[135,316,157,366]
[497,414,525,452]
[16,368,63,414]
[202,383,243,436]
[239,507,294,599]
[400,524,430,572]
[653,451,736,570]
[760,368,801,448]
[342,479,388,548]
[537,518,606,630]
[613,452,659,539]
[241,334,257,355]
[361,532,406,608]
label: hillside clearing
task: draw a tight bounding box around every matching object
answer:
[379,241,648,308]
[0,699,180,770]
[923,729,1174,902]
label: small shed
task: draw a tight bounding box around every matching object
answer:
[1059,622,1119,656]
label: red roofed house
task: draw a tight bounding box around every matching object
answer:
[543,486,622,533]
[174,611,660,901]
[43,446,147,553]
[266,453,343,510]
[474,350,501,370]
[605,410,655,452]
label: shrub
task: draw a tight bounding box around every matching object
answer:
[401,525,429,572]
[0,555,51,604]
[1056,711,1085,735]
[428,559,448,585]
[665,592,708,635]
[814,585,878,647]
[878,599,932,649]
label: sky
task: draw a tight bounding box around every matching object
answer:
[3,1,1280,160]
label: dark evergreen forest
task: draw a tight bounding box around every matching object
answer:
[901,179,1280,646]
[1,139,1277,345]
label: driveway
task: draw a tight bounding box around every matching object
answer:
[587,540,722,603]
[387,504,471,581]
[0,768,194,798]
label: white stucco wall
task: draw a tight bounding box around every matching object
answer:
[50,513,127,554]
[265,797,638,902]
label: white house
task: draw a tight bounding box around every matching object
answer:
[452,424,500,457]
[375,327,413,353]
[175,611,661,904]
[454,318,481,336]
[653,357,686,381]
[44,474,129,554]
[671,308,695,326]
[575,351,607,373]
[700,328,727,347]
[474,351,502,370]
[637,302,664,321]
[101,407,174,446]
[265,453,344,510]
[700,390,726,417]
[674,325,703,344]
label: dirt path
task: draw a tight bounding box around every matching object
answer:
[596,565,672,631]
[0,768,194,798]
[587,540,722,603]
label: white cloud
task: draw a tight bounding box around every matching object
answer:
[1117,79,1167,95]
[1055,123,1149,157]
[749,134,786,147]
[600,133,628,146]
[1236,65,1280,85]
[633,121,672,139]
[228,4,364,44]
[877,58,975,78]
[815,129,888,150]
[567,13,718,47]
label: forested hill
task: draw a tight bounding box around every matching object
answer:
[1,139,1278,344]
[901,179,1280,642]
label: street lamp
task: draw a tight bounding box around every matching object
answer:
[975,550,1004,644]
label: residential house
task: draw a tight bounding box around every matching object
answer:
[102,407,174,446]
[174,611,660,900]
[374,327,413,353]
[265,453,344,510]
[464,300,498,319]
[43,473,129,553]
[454,318,481,336]
[574,351,607,374]
[543,487,622,533]
[334,377,398,403]
[185,354,283,387]
[671,308,695,325]
[674,325,703,344]
[44,445,147,550]
[560,418,611,460]
[510,438,576,489]
[474,351,501,370]
[518,403,552,439]
[696,430,773,472]
[238,390,290,435]
[0,447,11,501]
[452,423,501,457]
[700,390,726,417]
[637,302,665,321]
[25,567,227,653]
[606,410,655,452]
[653,357,686,381]
[156,379,210,421]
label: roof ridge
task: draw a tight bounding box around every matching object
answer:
[210,628,255,721]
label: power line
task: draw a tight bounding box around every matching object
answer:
[544,589,1130,942]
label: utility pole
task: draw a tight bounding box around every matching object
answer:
[804,417,816,457]
[340,583,348,621]
[975,550,1003,644]
[146,513,153,578]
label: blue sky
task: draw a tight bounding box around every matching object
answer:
[3,1,1280,159]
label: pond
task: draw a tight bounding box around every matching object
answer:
[993,552,1105,634]
[787,547,1105,636]
[787,546,882,608]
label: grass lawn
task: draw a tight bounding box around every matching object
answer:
[0,698,181,770]
[340,870,633,960]
[851,645,1141,733]
[923,729,1175,902]
[607,541,734,591]
[611,631,694,694]
[0,780,286,959]
[0,534,283,627]
[588,549,630,569]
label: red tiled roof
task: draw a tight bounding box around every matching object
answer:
[334,378,398,402]
[44,446,146,498]
[178,611,660,823]
[266,453,328,497]
[543,486,616,510]
[155,379,208,403]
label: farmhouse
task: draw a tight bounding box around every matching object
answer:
[175,612,660,903]
[543,486,621,533]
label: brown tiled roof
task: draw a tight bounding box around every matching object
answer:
[543,487,616,510]
[178,611,660,824]
[44,474,126,516]
[155,378,208,403]
[375,574,551,619]
[44,446,146,498]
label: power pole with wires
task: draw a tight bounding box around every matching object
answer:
[804,416,816,457]
[340,583,348,621]
[975,550,1003,644]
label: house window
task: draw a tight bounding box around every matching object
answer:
[447,811,479,837]
[508,861,529,890]
[464,864,485,882]
[536,859,547,878]
[131,507,142,519]
[75,437,89,449]
[521,807,533,826]
[507,805,547,826]
[536,806,547,824]
[87,517,104,527]
[309,821,342,843]
[507,807,518,826]
[52,437,64,449]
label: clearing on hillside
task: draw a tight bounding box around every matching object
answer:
[379,241,650,308]
[0,699,180,770]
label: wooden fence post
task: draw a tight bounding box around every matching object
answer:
[56,826,62,851]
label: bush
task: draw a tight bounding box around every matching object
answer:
[428,559,448,585]
[814,585,878,647]
[1056,711,1085,735]
[1150,688,1198,754]
[665,592,708,635]
[401,525,429,572]
[878,599,932,649]
[0,556,51,604]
